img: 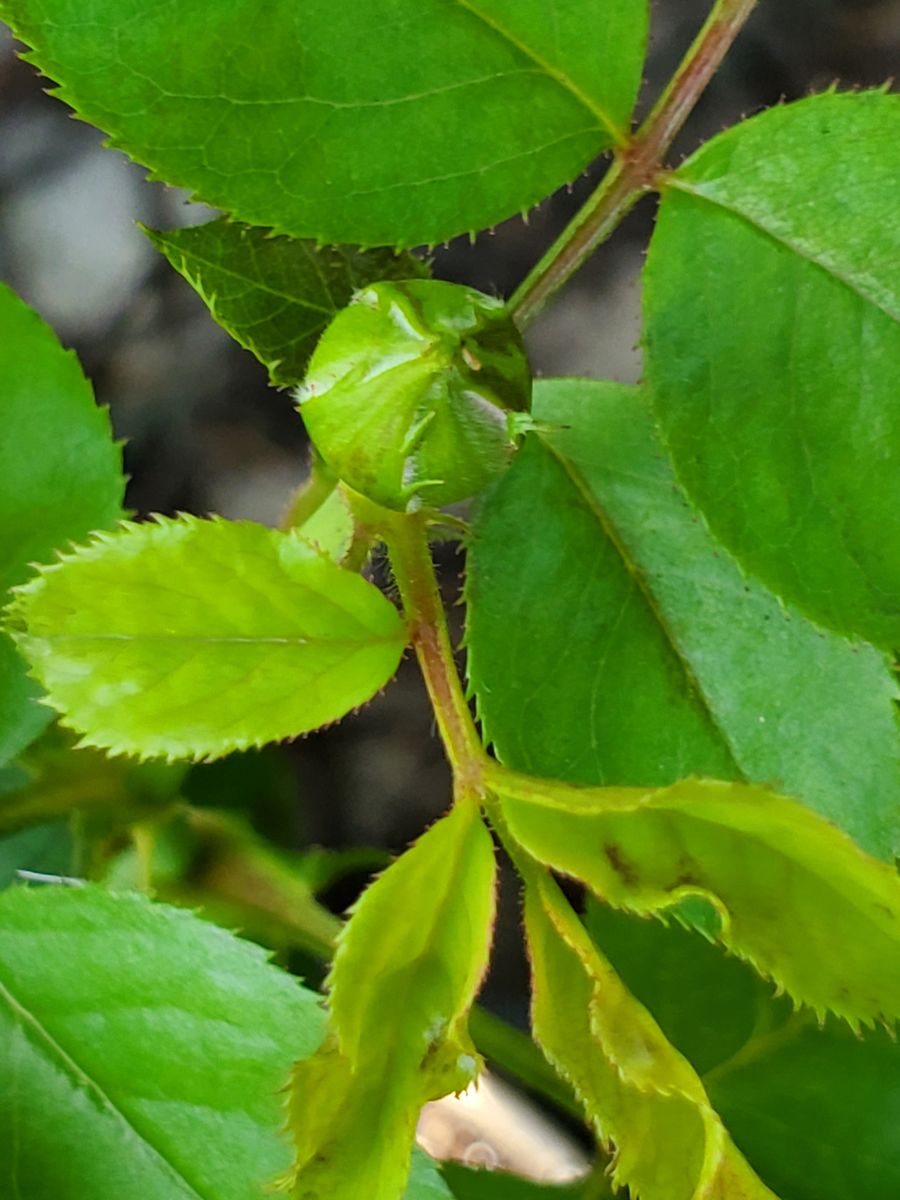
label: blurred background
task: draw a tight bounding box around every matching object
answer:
[0,0,898,1111]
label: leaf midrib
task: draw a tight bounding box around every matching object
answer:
[536,433,745,781]
[29,632,401,646]
[157,236,335,317]
[0,975,208,1200]
[453,0,624,141]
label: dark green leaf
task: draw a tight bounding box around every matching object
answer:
[710,1021,900,1200]
[466,379,900,860]
[146,220,427,387]
[407,1150,457,1200]
[645,90,900,650]
[0,284,124,765]
[0,885,325,1199]
[0,0,648,246]
[587,904,900,1200]
[0,821,75,889]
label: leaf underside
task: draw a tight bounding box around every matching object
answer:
[0,885,325,1200]
[7,516,408,761]
[0,0,648,246]
[645,90,900,651]
[146,220,428,387]
[499,771,900,1027]
[466,379,900,861]
[0,284,124,765]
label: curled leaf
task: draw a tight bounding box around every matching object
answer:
[495,769,900,1026]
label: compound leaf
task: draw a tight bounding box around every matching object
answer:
[496,769,900,1026]
[0,884,325,1200]
[285,798,496,1200]
[7,516,408,761]
[0,284,124,765]
[146,221,427,387]
[644,90,900,651]
[525,871,774,1200]
[466,379,900,861]
[587,905,900,1200]
[0,0,647,247]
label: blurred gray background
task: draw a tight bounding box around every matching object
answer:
[1,0,898,1013]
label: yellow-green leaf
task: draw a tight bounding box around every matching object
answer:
[496,769,900,1026]
[525,872,775,1200]
[285,798,497,1200]
[7,516,407,761]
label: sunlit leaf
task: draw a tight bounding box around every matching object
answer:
[285,798,496,1200]
[7,516,407,761]
[495,768,900,1025]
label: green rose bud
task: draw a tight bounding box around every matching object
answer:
[295,279,531,511]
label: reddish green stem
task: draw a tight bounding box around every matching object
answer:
[509,0,760,327]
[382,513,486,795]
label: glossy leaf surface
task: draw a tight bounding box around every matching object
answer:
[0,285,124,765]
[498,769,900,1025]
[0,885,325,1199]
[8,516,407,760]
[1,0,648,246]
[298,280,530,510]
[645,91,900,650]
[525,872,774,1200]
[466,380,900,860]
[286,799,496,1200]
[588,905,900,1200]
[147,220,427,387]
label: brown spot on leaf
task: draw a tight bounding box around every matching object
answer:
[603,843,638,888]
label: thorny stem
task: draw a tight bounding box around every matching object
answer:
[382,512,486,796]
[509,0,760,327]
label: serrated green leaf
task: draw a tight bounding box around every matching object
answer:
[587,904,900,1200]
[0,284,124,765]
[0,0,647,247]
[496,768,900,1026]
[146,220,427,387]
[285,798,497,1200]
[300,486,357,565]
[7,516,407,761]
[466,380,900,861]
[0,884,325,1200]
[644,90,900,651]
[525,871,775,1200]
